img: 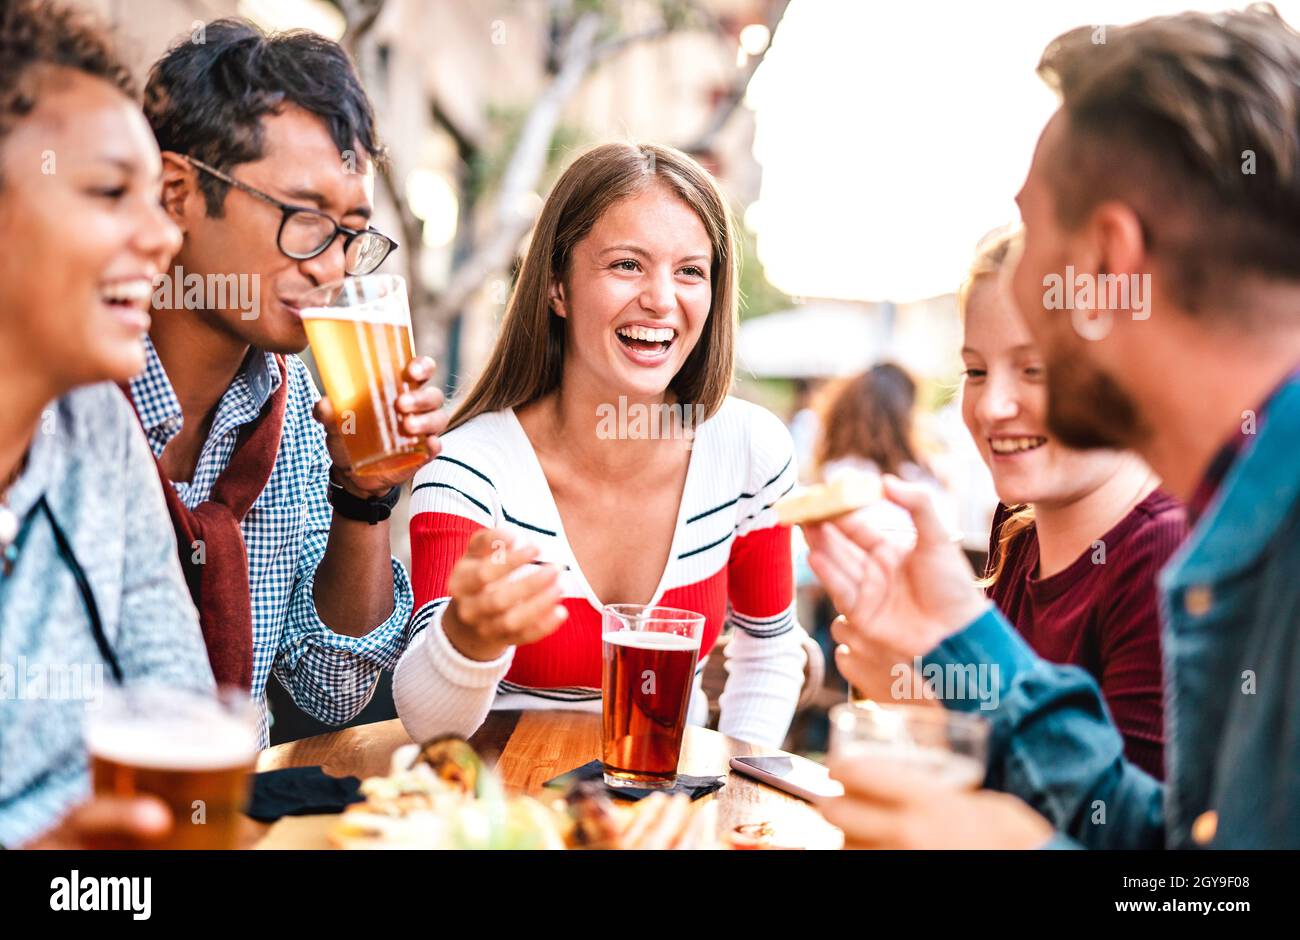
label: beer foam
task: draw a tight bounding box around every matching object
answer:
[299,299,409,327]
[836,740,984,789]
[603,630,698,651]
[85,714,256,771]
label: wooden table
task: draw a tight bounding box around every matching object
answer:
[254,711,843,849]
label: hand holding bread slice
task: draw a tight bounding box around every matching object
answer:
[774,470,884,527]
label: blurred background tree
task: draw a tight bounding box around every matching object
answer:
[331,0,791,394]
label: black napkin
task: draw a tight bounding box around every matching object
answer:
[543,760,724,801]
[247,766,365,822]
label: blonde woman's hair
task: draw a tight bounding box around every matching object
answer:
[958,227,1036,590]
[449,142,738,432]
[957,226,1017,316]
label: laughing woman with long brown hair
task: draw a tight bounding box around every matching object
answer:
[391,143,806,747]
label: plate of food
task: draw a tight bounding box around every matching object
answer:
[325,736,725,850]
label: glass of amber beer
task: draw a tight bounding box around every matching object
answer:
[299,273,429,478]
[84,685,258,849]
[601,604,705,790]
[829,701,990,790]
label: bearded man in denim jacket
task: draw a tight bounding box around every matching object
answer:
[805,6,1300,849]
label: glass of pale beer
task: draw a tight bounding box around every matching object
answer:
[601,604,705,790]
[84,685,258,849]
[299,273,429,478]
[828,701,990,790]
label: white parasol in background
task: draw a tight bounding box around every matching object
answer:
[737,303,888,379]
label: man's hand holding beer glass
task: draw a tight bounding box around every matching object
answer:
[804,475,1053,849]
[441,528,570,663]
[303,273,449,498]
[820,752,1053,850]
[314,353,447,498]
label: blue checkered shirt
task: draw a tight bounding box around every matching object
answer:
[128,338,414,747]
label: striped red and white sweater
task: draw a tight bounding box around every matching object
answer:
[391,396,807,747]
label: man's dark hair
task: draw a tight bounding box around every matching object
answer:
[0,0,135,160]
[1038,3,1300,316]
[144,18,386,216]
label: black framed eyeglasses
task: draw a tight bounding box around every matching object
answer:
[185,156,398,276]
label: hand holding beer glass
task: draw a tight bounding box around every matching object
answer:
[829,701,989,789]
[821,701,1056,849]
[84,685,258,850]
[601,604,705,790]
[300,274,433,481]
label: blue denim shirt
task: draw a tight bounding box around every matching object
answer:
[0,385,215,847]
[926,373,1300,849]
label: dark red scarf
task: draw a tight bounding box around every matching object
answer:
[127,356,287,689]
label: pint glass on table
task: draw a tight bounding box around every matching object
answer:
[84,685,258,849]
[601,604,705,790]
[300,274,429,478]
[828,700,990,790]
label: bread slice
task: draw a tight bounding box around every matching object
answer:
[774,472,883,526]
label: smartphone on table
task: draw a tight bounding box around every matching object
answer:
[729,754,844,802]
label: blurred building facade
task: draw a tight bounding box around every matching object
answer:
[358,0,771,390]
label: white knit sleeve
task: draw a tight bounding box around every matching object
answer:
[392,599,514,742]
[717,614,807,748]
[715,401,807,748]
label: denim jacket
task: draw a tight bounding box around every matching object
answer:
[926,374,1300,849]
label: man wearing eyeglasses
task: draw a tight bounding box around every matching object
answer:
[128,19,446,746]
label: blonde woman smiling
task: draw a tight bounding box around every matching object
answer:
[960,231,1183,777]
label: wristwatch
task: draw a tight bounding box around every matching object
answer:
[327,476,401,525]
